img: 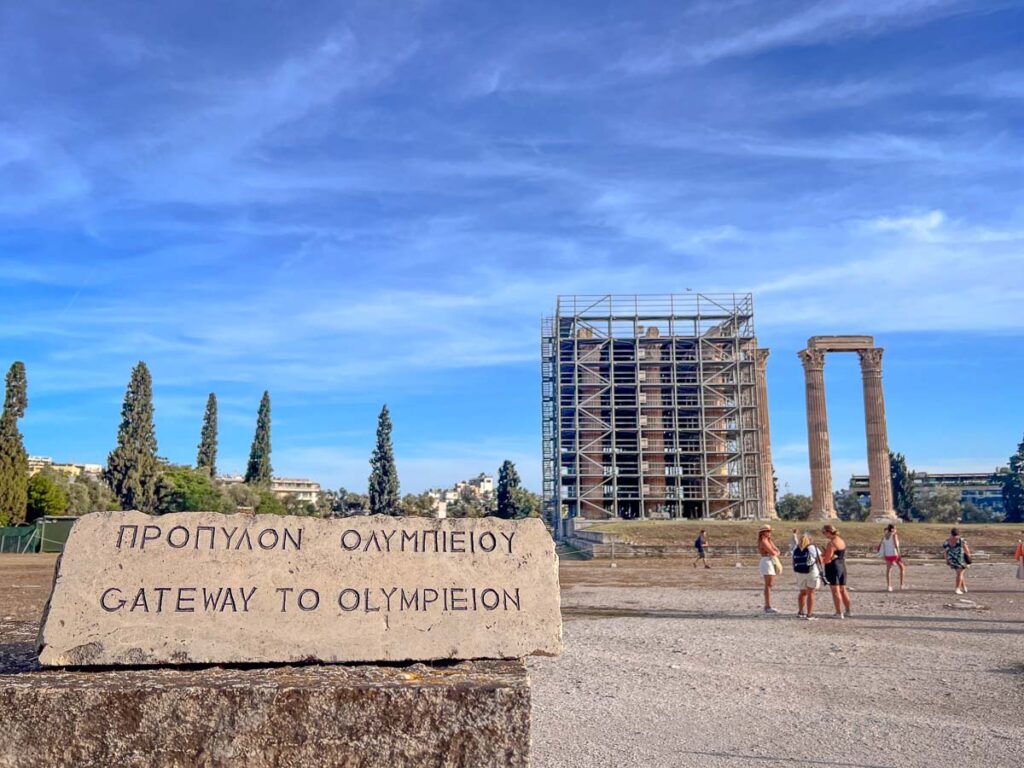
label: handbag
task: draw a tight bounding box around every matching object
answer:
[771,555,783,576]
[963,551,972,566]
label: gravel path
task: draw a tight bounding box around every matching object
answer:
[3,555,1022,767]
[530,559,1024,768]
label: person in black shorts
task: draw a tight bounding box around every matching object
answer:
[693,529,710,569]
[821,524,851,619]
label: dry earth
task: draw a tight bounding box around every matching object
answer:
[3,554,1023,768]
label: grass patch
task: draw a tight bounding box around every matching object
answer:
[584,519,1022,553]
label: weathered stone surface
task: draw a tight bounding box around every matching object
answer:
[0,659,530,768]
[38,512,561,667]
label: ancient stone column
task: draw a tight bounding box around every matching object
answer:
[754,349,778,519]
[798,349,836,520]
[858,347,897,521]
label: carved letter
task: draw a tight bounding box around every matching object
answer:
[479,532,496,552]
[195,526,216,549]
[500,532,515,554]
[140,525,161,550]
[338,588,360,612]
[257,529,279,550]
[480,588,500,611]
[502,588,521,611]
[340,530,361,551]
[298,589,319,612]
[234,529,253,550]
[176,587,196,612]
[276,587,293,612]
[116,525,139,549]
[100,587,126,612]
[282,528,302,551]
[239,587,257,612]
[166,526,190,549]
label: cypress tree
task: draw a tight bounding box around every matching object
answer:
[496,459,521,519]
[245,391,272,485]
[0,362,29,526]
[368,404,400,515]
[1000,435,1024,523]
[105,362,159,513]
[196,393,218,476]
[889,451,915,521]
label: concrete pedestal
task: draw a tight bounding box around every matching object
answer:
[0,659,530,768]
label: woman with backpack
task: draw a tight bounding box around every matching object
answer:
[790,531,822,620]
[878,523,906,592]
[944,527,971,595]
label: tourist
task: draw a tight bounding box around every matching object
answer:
[757,524,781,614]
[693,529,710,569]
[1016,533,1024,584]
[821,524,850,619]
[877,523,906,592]
[944,528,971,594]
[791,531,822,620]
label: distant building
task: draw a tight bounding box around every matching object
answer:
[28,456,104,480]
[850,468,1007,516]
[427,473,495,517]
[219,475,322,504]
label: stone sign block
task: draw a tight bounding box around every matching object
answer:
[37,511,561,667]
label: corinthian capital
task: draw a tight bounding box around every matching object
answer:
[857,347,884,371]
[755,348,770,368]
[798,348,826,370]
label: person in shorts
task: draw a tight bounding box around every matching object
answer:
[693,529,710,569]
[878,523,906,592]
[757,525,781,614]
[821,524,850,619]
[791,531,821,620]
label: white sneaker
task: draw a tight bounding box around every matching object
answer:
[962,586,968,593]
[764,607,779,614]
[832,613,845,620]
[955,588,963,595]
[887,586,893,592]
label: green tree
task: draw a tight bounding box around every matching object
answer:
[60,473,119,515]
[196,393,218,476]
[368,404,400,515]
[245,391,272,485]
[26,472,68,522]
[256,489,286,515]
[834,490,868,522]
[914,487,961,523]
[496,460,521,519]
[961,500,1001,524]
[402,492,437,517]
[889,451,915,521]
[776,493,813,521]
[0,362,28,525]
[998,435,1024,523]
[155,464,225,514]
[105,362,160,513]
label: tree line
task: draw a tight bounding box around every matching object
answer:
[0,360,540,524]
[777,447,1024,523]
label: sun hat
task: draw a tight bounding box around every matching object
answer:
[758,524,772,533]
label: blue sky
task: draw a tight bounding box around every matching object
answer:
[2,0,1023,495]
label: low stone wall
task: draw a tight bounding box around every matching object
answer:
[0,660,530,768]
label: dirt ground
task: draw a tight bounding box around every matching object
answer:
[3,554,1023,768]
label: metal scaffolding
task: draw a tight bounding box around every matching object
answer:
[542,294,768,537]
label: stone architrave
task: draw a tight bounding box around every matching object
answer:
[754,348,777,519]
[858,348,898,521]
[37,512,562,667]
[798,349,837,520]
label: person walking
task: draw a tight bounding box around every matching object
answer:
[693,529,710,568]
[821,524,850,619]
[1016,532,1024,584]
[757,524,781,614]
[944,527,971,594]
[878,523,906,592]
[791,531,822,620]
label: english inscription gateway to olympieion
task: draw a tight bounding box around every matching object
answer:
[37,511,562,667]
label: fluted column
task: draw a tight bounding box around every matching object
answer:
[858,347,897,520]
[754,348,777,519]
[799,349,836,519]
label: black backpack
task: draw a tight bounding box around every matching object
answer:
[792,546,813,574]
